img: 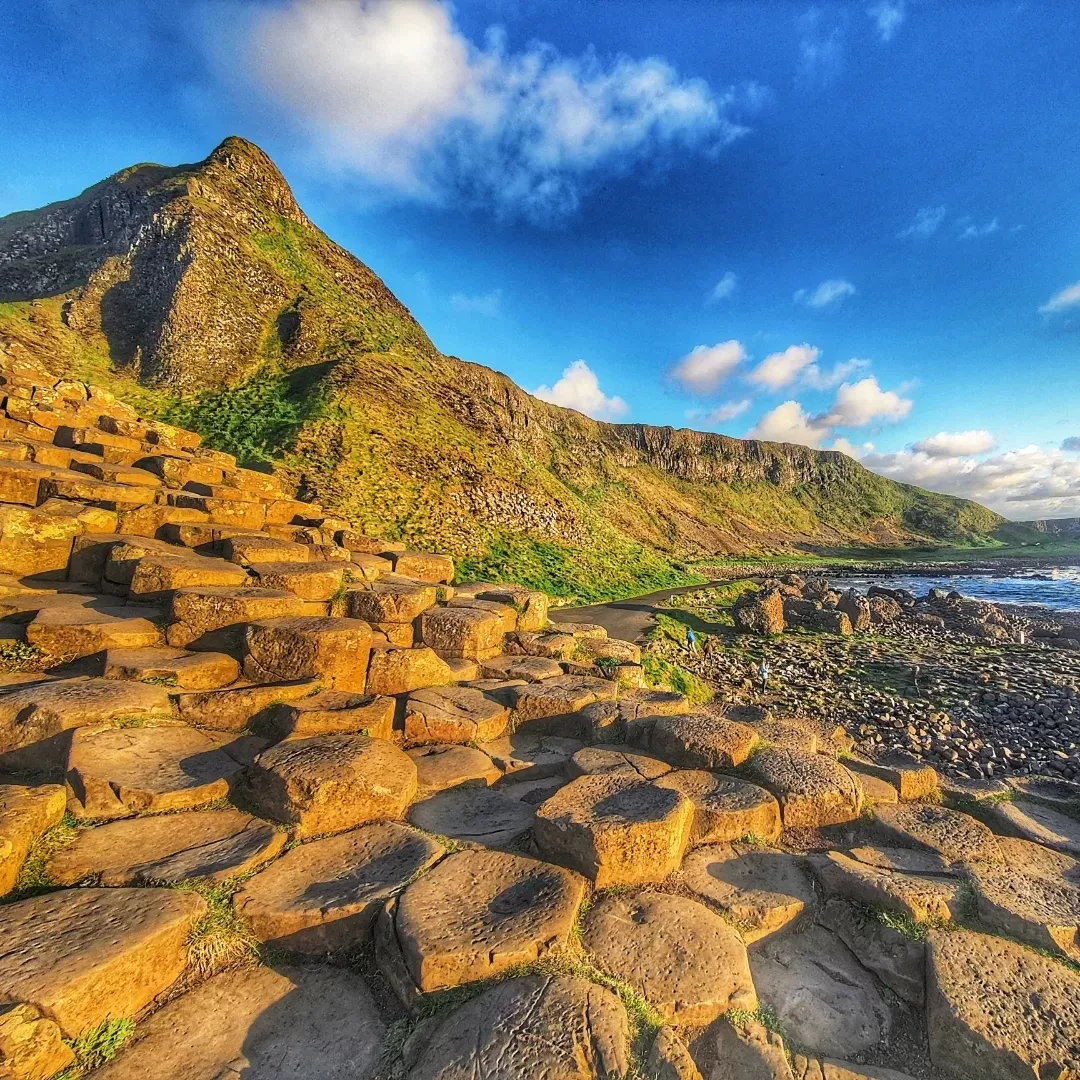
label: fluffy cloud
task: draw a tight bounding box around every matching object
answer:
[831,437,876,457]
[1063,437,1080,452]
[450,289,502,317]
[704,399,751,424]
[1039,281,1080,315]
[794,278,856,309]
[671,340,748,394]
[801,357,869,390]
[911,430,997,457]
[533,360,628,420]
[897,206,947,239]
[958,217,999,239]
[240,0,761,222]
[706,271,738,303]
[748,400,829,446]
[746,344,820,391]
[798,8,844,86]
[867,1,906,42]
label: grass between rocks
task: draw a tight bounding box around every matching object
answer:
[55,1016,136,1079]
[170,879,261,978]
[727,1003,785,1038]
[7,812,79,901]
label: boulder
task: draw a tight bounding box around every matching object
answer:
[407,743,501,798]
[583,890,756,1025]
[808,610,854,635]
[653,771,782,844]
[0,783,66,896]
[243,616,372,690]
[408,786,535,848]
[748,749,862,828]
[837,589,871,631]
[366,644,454,695]
[103,646,240,690]
[260,691,396,741]
[734,589,785,635]
[651,712,759,769]
[872,803,1002,865]
[403,685,509,744]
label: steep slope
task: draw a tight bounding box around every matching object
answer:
[0,137,1003,600]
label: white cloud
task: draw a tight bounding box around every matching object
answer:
[958,217,999,239]
[746,344,820,391]
[748,400,829,446]
[1063,437,1080,452]
[798,8,844,86]
[240,0,762,222]
[794,278,856,309]
[897,206,947,239]
[820,376,913,427]
[831,437,875,457]
[1039,280,1080,315]
[704,399,751,424]
[533,360,628,420]
[801,357,869,390]
[450,288,502,317]
[671,340,748,395]
[867,1,906,42]
[911,430,997,457]
[706,271,738,304]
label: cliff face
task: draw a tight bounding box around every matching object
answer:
[0,137,1003,599]
[1020,519,1080,539]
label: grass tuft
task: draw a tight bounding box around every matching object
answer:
[7,812,79,901]
[172,881,260,977]
[727,1003,784,1037]
[55,1017,135,1078]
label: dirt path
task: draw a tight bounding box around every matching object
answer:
[549,582,724,643]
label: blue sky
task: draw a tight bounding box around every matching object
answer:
[2,0,1079,518]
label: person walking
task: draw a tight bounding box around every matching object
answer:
[686,627,698,655]
[759,659,770,691]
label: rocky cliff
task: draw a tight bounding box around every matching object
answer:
[0,137,1003,599]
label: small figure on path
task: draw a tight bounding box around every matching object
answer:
[686,628,698,654]
[911,663,921,695]
[703,635,717,660]
[759,659,770,691]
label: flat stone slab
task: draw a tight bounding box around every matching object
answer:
[849,750,939,801]
[873,803,1002,865]
[174,678,319,733]
[48,809,285,886]
[582,890,756,1026]
[651,712,759,770]
[791,1058,919,1080]
[66,723,244,819]
[750,924,894,1059]
[0,887,204,1037]
[103,646,240,690]
[261,690,395,741]
[680,843,815,941]
[0,783,65,896]
[234,821,442,953]
[533,773,693,888]
[989,836,1080,881]
[244,734,417,837]
[846,844,953,876]
[653,770,782,845]
[567,744,673,781]
[407,786,535,848]
[508,674,617,723]
[971,865,1080,961]
[394,848,585,992]
[747,749,862,828]
[26,605,163,658]
[479,654,563,682]
[409,974,629,1080]
[982,797,1080,857]
[479,732,585,779]
[406,743,501,799]
[926,928,1080,1080]
[403,685,509,744]
[92,964,386,1080]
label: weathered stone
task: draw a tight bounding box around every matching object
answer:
[366,644,454,695]
[261,690,396,741]
[479,732,584,779]
[0,783,66,896]
[103,645,240,690]
[0,505,82,577]
[873,803,1002,865]
[750,925,893,1059]
[512,629,577,660]
[91,964,386,1080]
[791,1058,918,1080]
[849,770,898,805]
[988,836,1080,881]
[567,744,672,781]
[748,749,862,828]
[850,750,939,801]
[808,610,854,635]
[408,786,535,848]
[0,887,204,1037]
[243,615,372,690]
[346,580,437,623]
[385,550,455,584]
[926,928,1080,1080]
[734,589,785,635]
[982,797,1080,857]
[509,673,618,725]
[0,1002,75,1080]
[48,808,285,886]
[654,771,782,844]
[404,685,509,744]
[233,821,441,953]
[128,554,250,599]
[253,560,345,601]
[533,773,693,887]
[168,586,304,653]
[845,843,953,875]
[66,723,244,819]
[395,848,585,991]
[419,605,506,661]
[681,844,815,941]
[648,1026,703,1080]
[651,712,759,769]
[971,865,1080,961]
[25,604,163,658]
[223,534,311,564]
[407,743,501,798]
[479,653,563,682]
[346,552,395,581]
[584,891,756,1025]
[446,597,517,635]
[689,1016,793,1080]
[174,678,319,732]
[409,975,629,1080]
[837,589,871,631]
[455,583,550,632]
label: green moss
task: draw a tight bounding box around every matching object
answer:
[639,650,714,704]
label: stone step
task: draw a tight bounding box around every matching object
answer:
[0,783,66,896]
[103,645,240,690]
[69,459,162,487]
[25,603,164,658]
[128,553,251,599]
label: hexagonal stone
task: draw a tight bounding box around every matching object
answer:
[747,749,862,828]
[407,744,501,799]
[970,865,1080,961]
[47,808,285,886]
[681,844,816,941]
[420,606,506,660]
[233,821,442,953]
[0,783,66,896]
[479,732,584,779]
[509,674,617,724]
[128,554,250,599]
[346,580,437,624]
[90,965,386,1080]
[410,974,629,1080]
[261,691,396,741]
[103,646,240,690]
[244,734,417,837]
[926,928,1080,1080]
[173,678,319,732]
[567,745,672,781]
[533,773,693,887]
[583,891,756,1025]
[404,685,509,744]
[168,586,304,653]
[455,582,550,632]
[982,797,1080,858]
[25,605,163,658]
[873,803,1002,865]
[989,836,1080,880]
[66,724,244,820]
[394,848,586,992]
[408,786,535,848]
[366,644,454,695]
[849,770,899,806]
[653,770,782,845]
[243,615,372,690]
[750,925,894,1060]
[386,551,455,583]
[0,887,205,1037]
[651,712,759,770]
[253,560,346,601]
[848,750,939,801]
[223,534,311,564]
[479,653,563,682]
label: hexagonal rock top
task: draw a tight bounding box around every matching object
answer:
[533,773,693,888]
[407,786,536,848]
[747,749,862,828]
[653,770,782,845]
[509,674,617,724]
[244,734,417,837]
[406,743,501,799]
[394,848,585,992]
[0,887,205,1038]
[403,685,509,745]
[680,844,816,942]
[567,745,672,781]
[651,712,759,770]
[48,808,285,886]
[233,821,442,954]
[66,724,245,820]
[926,928,1080,1080]
[420,605,506,660]
[409,975,629,1080]
[982,798,1080,858]
[872,803,1002,865]
[970,865,1080,961]
[853,750,939,801]
[582,891,757,1026]
[90,965,386,1080]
